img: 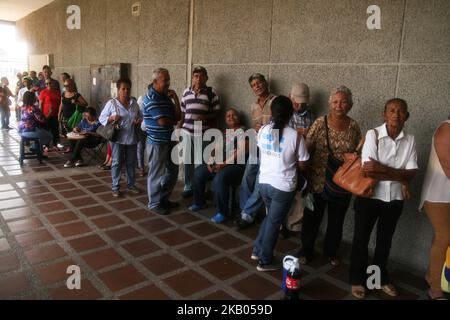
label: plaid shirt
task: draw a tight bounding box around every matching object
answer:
[289,107,315,129]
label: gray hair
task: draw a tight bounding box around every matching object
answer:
[329,85,353,105]
[152,68,169,81]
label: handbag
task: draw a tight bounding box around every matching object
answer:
[97,99,120,141]
[321,115,353,204]
[332,129,379,198]
[67,105,83,129]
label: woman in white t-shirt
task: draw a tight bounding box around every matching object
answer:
[252,96,310,272]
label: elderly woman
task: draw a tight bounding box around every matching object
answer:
[349,98,418,299]
[420,116,450,300]
[189,108,248,223]
[299,86,361,267]
[99,78,142,197]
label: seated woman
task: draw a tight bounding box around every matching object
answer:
[188,108,248,224]
[64,107,102,168]
[18,91,53,156]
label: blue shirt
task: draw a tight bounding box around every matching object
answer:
[77,118,101,133]
[142,86,175,145]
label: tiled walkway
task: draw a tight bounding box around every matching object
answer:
[0,127,431,300]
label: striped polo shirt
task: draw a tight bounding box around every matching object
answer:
[142,86,175,145]
[181,86,220,136]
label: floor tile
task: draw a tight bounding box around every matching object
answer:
[301,279,348,300]
[91,215,125,229]
[7,217,43,233]
[122,239,160,258]
[108,200,139,211]
[98,265,146,292]
[37,201,68,213]
[164,270,212,297]
[119,285,169,300]
[0,273,30,298]
[141,253,184,276]
[123,209,154,221]
[201,290,235,300]
[1,207,34,220]
[139,218,175,233]
[15,229,55,247]
[46,211,79,225]
[232,274,279,299]
[25,244,67,265]
[49,279,102,300]
[201,257,247,281]
[178,242,219,262]
[186,222,222,237]
[105,226,142,242]
[29,193,59,204]
[55,221,92,238]
[82,248,124,270]
[0,253,20,273]
[156,229,195,246]
[68,234,107,253]
[59,190,88,199]
[167,212,202,225]
[35,259,76,285]
[209,234,246,251]
[79,205,111,217]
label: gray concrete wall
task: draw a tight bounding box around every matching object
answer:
[16,0,450,273]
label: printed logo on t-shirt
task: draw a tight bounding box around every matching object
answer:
[260,132,284,157]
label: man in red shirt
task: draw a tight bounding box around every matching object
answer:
[39,79,61,149]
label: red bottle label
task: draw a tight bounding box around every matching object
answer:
[286,276,300,290]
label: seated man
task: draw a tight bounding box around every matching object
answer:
[188,108,248,224]
[64,107,102,168]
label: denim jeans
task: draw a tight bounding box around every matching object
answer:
[181,130,208,192]
[110,142,137,192]
[193,164,245,217]
[254,183,296,264]
[137,138,146,169]
[0,106,10,128]
[147,142,179,209]
[20,128,53,146]
[239,156,263,223]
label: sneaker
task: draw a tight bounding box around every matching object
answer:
[162,200,180,209]
[210,213,226,224]
[112,190,122,198]
[188,203,206,212]
[64,161,74,168]
[182,190,193,198]
[236,219,251,230]
[127,186,141,194]
[151,205,169,216]
[328,257,340,267]
[75,160,84,167]
[57,143,64,149]
[250,253,259,261]
[256,261,280,272]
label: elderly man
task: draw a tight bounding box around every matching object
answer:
[237,73,277,230]
[179,66,220,198]
[143,68,181,215]
[289,83,315,137]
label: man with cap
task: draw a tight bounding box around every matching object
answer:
[289,83,315,137]
[179,66,220,199]
[236,73,277,230]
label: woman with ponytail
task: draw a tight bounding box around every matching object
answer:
[252,96,310,271]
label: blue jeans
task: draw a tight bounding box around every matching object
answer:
[0,105,10,128]
[147,142,179,209]
[239,157,263,223]
[137,138,146,169]
[253,183,296,264]
[193,164,245,217]
[181,130,208,192]
[20,128,53,146]
[110,142,137,192]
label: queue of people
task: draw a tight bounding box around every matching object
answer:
[4,64,449,300]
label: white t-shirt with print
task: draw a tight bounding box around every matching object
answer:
[258,124,310,192]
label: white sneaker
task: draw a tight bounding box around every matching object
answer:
[64,161,74,168]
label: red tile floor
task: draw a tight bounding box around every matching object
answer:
[0,127,431,300]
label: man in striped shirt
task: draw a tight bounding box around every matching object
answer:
[179,66,221,198]
[142,68,181,215]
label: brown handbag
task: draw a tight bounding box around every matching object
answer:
[332,129,378,198]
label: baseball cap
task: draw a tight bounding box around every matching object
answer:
[290,83,310,104]
[192,66,208,77]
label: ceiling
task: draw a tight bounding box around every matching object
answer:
[0,0,54,22]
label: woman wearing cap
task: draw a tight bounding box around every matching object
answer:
[299,86,361,267]
[420,116,450,300]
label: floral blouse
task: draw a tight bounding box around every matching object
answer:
[306,116,362,193]
[18,105,46,133]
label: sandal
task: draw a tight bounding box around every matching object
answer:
[427,289,447,300]
[101,165,111,171]
[351,285,366,300]
[381,284,399,297]
[98,163,107,169]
